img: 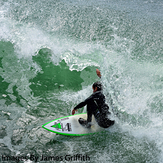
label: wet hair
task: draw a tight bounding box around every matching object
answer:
[92,81,102,91]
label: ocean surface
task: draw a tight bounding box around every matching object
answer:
[0,0,163,162]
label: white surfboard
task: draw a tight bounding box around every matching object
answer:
[42,113,105,136]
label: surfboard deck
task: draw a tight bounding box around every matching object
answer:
[42,113,105,136]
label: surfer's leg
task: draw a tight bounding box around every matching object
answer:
[78,105,92,128]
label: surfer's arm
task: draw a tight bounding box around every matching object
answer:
[72,101,86,115]
[74,94,94,110]
[74,101,87,110]
[72,95,93,115]
[72,101,87,115]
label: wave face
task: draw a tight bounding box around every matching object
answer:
[0,0,163,162]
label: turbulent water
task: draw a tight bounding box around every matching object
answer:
[0,0,163,162]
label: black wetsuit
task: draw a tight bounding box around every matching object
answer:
[74,91,115,128]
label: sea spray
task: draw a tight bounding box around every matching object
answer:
[0,0,162,162]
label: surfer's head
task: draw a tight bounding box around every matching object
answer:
[92,81,102,92]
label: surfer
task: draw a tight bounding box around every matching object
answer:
[72,69,114,128]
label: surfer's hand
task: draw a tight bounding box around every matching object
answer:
[72,109,76,115]
[96,69,101,78]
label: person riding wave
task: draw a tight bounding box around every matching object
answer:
[72,69,114,128]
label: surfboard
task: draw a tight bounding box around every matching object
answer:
[42,113,105,136]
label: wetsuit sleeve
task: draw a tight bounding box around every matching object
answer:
[74,101,87,110]
[74,94,94,110]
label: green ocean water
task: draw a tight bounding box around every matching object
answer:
[0,0,163,162]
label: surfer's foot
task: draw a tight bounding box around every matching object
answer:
[108,120,115,127]
[78,118,87,125]
[78,118,91,128]
[99,119,115,128]
[110,120,115,125]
